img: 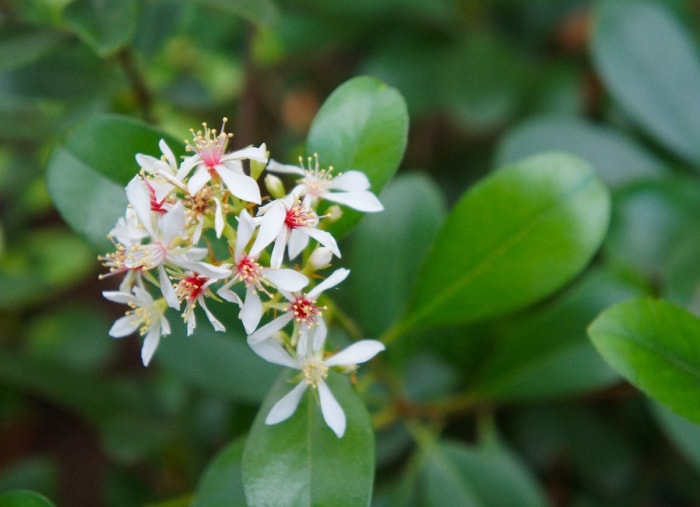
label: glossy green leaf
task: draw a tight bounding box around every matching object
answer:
[192,438,247,507]
[419,439,546,507]
[156,325,279,404]
[589,297,700,424]
[472,268,642,402]
[0,490,55,507]
[46,114,183,251]
[306,75,409,238]
[592,0,700,164]
[342,172,446,337]
[400,152,610,331]
[189,0,278,26]
[496,115,667,187]
[63,0,138,57]
[242,370,375,507]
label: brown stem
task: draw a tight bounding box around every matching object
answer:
[116,47,154,123]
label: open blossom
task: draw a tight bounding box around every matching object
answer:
[217,209,309,333]
[250,337,385,437]
[266,155,383,212]
[174,271,228,336]
[136,139,187,193]
[179,118,267,204]
[251,194,340,269]
[103,287,170,366]
[247,268,350,355]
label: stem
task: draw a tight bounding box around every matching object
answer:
[116,47,154,123]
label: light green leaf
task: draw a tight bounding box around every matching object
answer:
[419,439,546,507]
[588,297,700,424]
[472,268,642,402]
[192,438,247,507]
[306,75,409,238]
[496,115,667,187]
[64,0,138,57]
[242,370,375,507]
[0,490,55,507]
[592,0,700,164]
[400,152,610,331]
[342,172,446,337]
[46,114,184,251]
[188,0,278,26]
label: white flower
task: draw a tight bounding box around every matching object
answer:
[179,118,267,204]
[251,194,340,269]
[174,271,227,336]
[267,155,383,212]
[250,337,385,437]
[217,209,308,333]
[247,268,350,354]
[103,287,171,367]
[135,139,187,192]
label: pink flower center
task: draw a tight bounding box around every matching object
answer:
[290,296,323,326]
[186,118,232,169]
[176,274,208,302]
[236,255,263,287]
[285,203,318,229]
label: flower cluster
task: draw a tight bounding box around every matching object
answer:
[100,119,384,437]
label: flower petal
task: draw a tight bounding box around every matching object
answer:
[318,381,346,438]
[322,190,384,212]
[303,228,340,258]
[266,381,307,425]
[250,201,286,257]
[125,176,154,235]
[247,312,294,344]
[102,291,136,305]
[109,315,138,337]
[216,165,261,204]
[226,143,268,163]
[324,339,385,367]
[159,200,186,244]
[330,170,371,191]
[262,268,309,292]
[141,326,161,366]
[240,287,263,334]
[287,228,310,260]
[200,297,226,332]
[266,158,305,176]
[249,337,299,368]
[307,267,350,299]
[187,165,211,195]
[158,265,180,309]
[235,209,257,258]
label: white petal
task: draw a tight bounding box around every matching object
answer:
[187,166,211,195]
[307,268,350,299]
[262,268,309,291]
[235,209,257,258]
[226,143,268,163]
[240,288,263,334]
[125,177,154,235]
[322,190,384,212]
[247,312,294,344]
[266,158,305,176]
[266,381,307,425]
[325,340,385,367]
[217,286,243,305]
[159,201,186,244]
[269,232,287,269]
[141,326,161,366]
[318,381,346,438]
[109,315,138,337]
[214,197,224,238]
[216,165,261,204]
[287,228,310,260]
[200,297,225,332]
[158,265,180,309]
[102,291,135,305]
[249,337,300,368]
[309,319,327,353]
[158,139,177,170]
[329,170,371,191]
[177,155,198,181]
[303,228,340,258]
[250,201,286,257]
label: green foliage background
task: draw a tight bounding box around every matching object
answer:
[2,0,700,505]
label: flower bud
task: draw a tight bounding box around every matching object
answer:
[307,247,333,271]
[264,173,286,199]
[326,205,343,222]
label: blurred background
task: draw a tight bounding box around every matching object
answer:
[3,0,700,505]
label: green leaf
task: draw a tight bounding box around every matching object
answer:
[650,401,700,475]
[188,0,278,26]
[0,490,55,507]
[592,0,700,164]
[419,439,546,507]
[0,28,70,73]
[242,370,375,507]
[472,268,642,402]
[156,325,279,404]
[588,297,700,424]
[399,152,610,331]
[45,114,184,251]
[496,115,667,188]
[342,172,446,337]
[64,0,138,57]
[306,75,409,239]
[192,438,247,507]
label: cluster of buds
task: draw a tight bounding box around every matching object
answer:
[99,119,384,437]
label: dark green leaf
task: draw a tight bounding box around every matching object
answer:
[45,114,184,251]
[589,297,700,424]
[0,28,70,73]
[342,172,446,337]
[0,490,55,507]
[592,0,700,164]
[64,0,138,57]
[306,76,409,239]
[188,0,278,26]
[192,438,247,507]
[399,152,610,331]
[242,370,375,507]
[650,401,700,475]
[496,115,667,187]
